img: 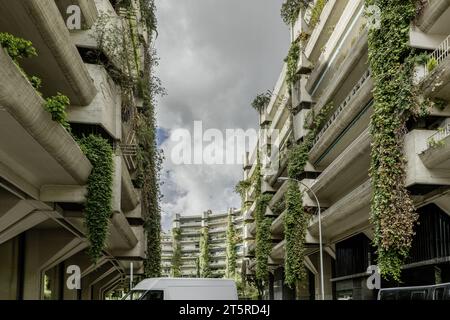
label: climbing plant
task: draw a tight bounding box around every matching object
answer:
[171,227,182,277]
[284,103,332,287]
[199,226,211,278]
[366,0,421,281]
[225,213,237,278]
[78,135,114,262]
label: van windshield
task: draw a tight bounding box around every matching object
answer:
[122,290,164,300]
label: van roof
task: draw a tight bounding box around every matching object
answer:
[133,278,236,290]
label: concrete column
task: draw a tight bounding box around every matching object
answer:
[309,252,334,300]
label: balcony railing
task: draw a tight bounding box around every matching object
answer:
[312,69,371,147]
[427,123,450,148]
[424,35,450,78]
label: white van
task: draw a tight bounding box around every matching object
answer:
[122,278,238,300]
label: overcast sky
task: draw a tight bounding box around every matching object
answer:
[154,0,290,231]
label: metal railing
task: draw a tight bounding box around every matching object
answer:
[425,35,450,77]
[427,123,450,148]
[312,69,371,147]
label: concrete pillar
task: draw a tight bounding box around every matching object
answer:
[22,228,87,300]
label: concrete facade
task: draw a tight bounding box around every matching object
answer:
[0,0,151,300]
[241,0,450,300]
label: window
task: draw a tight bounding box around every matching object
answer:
[410,290,426,300]
[123,290,164,300]
[434,288,445,300]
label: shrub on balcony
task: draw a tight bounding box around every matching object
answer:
[366,0,422,281]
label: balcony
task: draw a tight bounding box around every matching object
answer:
[416,1,450,33]
[420,35,450,101]
[404,129,450,189]
[309,70,373,168]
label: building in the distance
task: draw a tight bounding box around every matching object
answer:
[161,209,245,278]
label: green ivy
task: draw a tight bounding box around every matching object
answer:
[44,93,71,131]
[78,135,114,262]
[171,227,182,277]
[225,213,238,279]
[284,103,332,287]
[251,91,272,113]
[199,226,211,278]
[366,0,420,281]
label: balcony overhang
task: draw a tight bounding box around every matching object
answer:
[0,0,96,105]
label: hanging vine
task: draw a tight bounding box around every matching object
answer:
[366,0,421,281]
[171,227,182,277]
[284,103,332,287]
[199,226,211,278]
[78,135,114,262]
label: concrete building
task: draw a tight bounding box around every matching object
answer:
[162,209,245,278]
[0,0,156,299]
[242,0,450,300]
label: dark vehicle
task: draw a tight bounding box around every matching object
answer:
[378,283,450,300]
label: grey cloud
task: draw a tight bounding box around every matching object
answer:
[155,0,289,229]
